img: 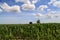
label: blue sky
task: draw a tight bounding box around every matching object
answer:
[0,0,60,24]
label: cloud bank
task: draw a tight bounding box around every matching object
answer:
[15,0,39,10]
[21,3,35,10]
[38,5,48,12]
[48,0,60,8]
[0,9,2,12]
[0,3,21,13]
[0,0,60,19]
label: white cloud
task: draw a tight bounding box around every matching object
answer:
[33,13,51,19]
[33,13,44,17]
[48,0,57,5]
[46,13,60,18]
[45,13,54,18]
[48,10,56,14]
[33,13,44,18]
[0,9,2,12]
[21,3,35,10]
[32,0,39,4]
[53,1,60,7]
[15,0,39,4]
[0,3,21,13]
[45,10,60,18]
[38,5,48,12]
[47,9,51,12]
[16,0,36,11]
[15,0,30,4]
[33,10,60,19]
[15,0,39,11]
[48,0,60,8]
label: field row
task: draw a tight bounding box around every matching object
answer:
[0,24,60,40]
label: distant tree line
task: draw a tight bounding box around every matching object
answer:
[29,19,40,24]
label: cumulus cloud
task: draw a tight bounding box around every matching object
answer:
[0,3,21,13]
[32,0,39,4]
[0,9,2,12]
[45,10,60,18]
[54,14,60,17]
[15,0,39,4]
[33,10,60,19]
[48,10,56,14]
[46,13,60,18]
[33,13,44,18]
[15,0,39,11]
[48,0,57,5]
[21,3,35,10]
[47,9,51,12]
[38,5,48,12]
[48,0,60,8]
[53,1,60,7]
[33,13,44,17]
[33,13,53,19]
[16,0,30,4]
[45,13,54,18]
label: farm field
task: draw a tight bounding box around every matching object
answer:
[0,23,60,40]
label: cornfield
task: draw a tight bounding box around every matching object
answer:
[0,23,60,40]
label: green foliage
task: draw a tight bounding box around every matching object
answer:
[0,23,60,40]
[29,22,33,24]
[37,20,40,24]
